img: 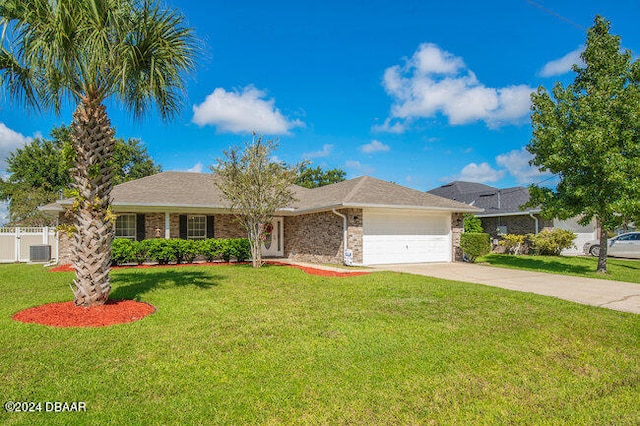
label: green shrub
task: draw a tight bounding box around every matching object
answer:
[111,238,138,266]
[170,239,199,264]
[460,232,491,262]
[528,229,577,256]
[142,239,176,264]
[463,214,484,233]
[199,239,224,262]
[230,238,251,262]
[220,238,252,262]
[498,234,528,255]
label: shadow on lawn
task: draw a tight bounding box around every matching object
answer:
[109,269,223,301]
[483,255,594,275]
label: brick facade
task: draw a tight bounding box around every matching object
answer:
[481,214,553,239]
[283,208,363,264]
[56,208,461,266]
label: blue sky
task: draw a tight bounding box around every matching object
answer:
[1,0,640,220]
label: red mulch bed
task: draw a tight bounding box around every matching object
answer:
[50,262,370,277]
[12,300,155,328]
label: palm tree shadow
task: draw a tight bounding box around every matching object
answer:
[109,269,223,301]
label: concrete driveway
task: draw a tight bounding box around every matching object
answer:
[371,262,640,314]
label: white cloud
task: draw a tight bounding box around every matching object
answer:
[186,162,203,173]
[360,140,390,154]
[371,118,406,134]
[447,162,504,183]
[345,160,375,176]
[540,47,584,77]
[381,43,534,130]
[192,85,304,134]
[0,123,31,166]
[303,144,333,159]
[496,147,550,184]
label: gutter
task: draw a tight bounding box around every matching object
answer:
[331,208,348,253]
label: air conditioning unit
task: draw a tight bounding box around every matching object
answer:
[30,245,51,262]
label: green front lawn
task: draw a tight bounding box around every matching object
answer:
[1,264,639,424]
[478,254,640,284]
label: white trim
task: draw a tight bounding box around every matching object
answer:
[164,212,171,239]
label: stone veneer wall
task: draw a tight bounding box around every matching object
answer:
[284,208,363,264]
[451,212,464,262]
[481,214,553,239]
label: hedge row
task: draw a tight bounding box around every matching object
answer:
[111,238,251,266]
[498,229,577,256]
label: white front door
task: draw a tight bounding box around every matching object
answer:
[261,217,283,257]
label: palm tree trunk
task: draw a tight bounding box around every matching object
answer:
[69,97,115,307]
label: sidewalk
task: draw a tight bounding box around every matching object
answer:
[371,262,640,314]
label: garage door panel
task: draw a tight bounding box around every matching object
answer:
[363,211,451,264]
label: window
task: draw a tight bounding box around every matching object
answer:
[115,214,136,239]
[187,215,206,239]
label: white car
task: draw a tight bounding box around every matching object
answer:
[583,232,640,259]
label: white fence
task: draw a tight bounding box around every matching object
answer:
[0,227,58,263]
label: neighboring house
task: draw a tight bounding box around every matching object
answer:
[41,172,480,265]
[428,181,598,255]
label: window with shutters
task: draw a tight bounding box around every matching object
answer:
[187,215,206,239]
[115,214,137,239]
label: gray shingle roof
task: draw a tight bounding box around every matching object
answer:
[427,181,538,216]
[42,172,480,214]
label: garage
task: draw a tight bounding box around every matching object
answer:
[363,209,452,265]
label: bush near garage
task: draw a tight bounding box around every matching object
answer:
[460,232,491,263]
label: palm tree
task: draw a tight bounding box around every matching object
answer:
[0,0,197,307]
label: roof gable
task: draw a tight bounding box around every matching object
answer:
[43,172,480,214]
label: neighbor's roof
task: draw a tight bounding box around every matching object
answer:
[41,172,480,215]
[428,181,539,217]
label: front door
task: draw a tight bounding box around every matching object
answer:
[261,217,283,257]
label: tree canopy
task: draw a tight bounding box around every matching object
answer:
[0,125,162,225]
[295,163,346,188]
[527,15,640,272]
[213,135,302,268]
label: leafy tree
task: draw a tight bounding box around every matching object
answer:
[295,163,346,188]
[0,0,196,307]
[213,135,301,268]
[0,125,161,225]
[527,16,640,273]
[463,213,483,233]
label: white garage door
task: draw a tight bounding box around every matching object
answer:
[363,210,451,265]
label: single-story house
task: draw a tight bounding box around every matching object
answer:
[428,181,598,255]
[42,172,481,265]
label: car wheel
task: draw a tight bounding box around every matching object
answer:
[589,245,600,257]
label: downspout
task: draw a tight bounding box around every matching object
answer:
[332,208,348,263]
[529,212,539,234]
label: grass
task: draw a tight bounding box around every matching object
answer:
[478,254,640,284]
[1,263,639,424]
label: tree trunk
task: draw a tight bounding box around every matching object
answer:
[596,221,608,274]
[69,97,115,307]
[249,220,262,268]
